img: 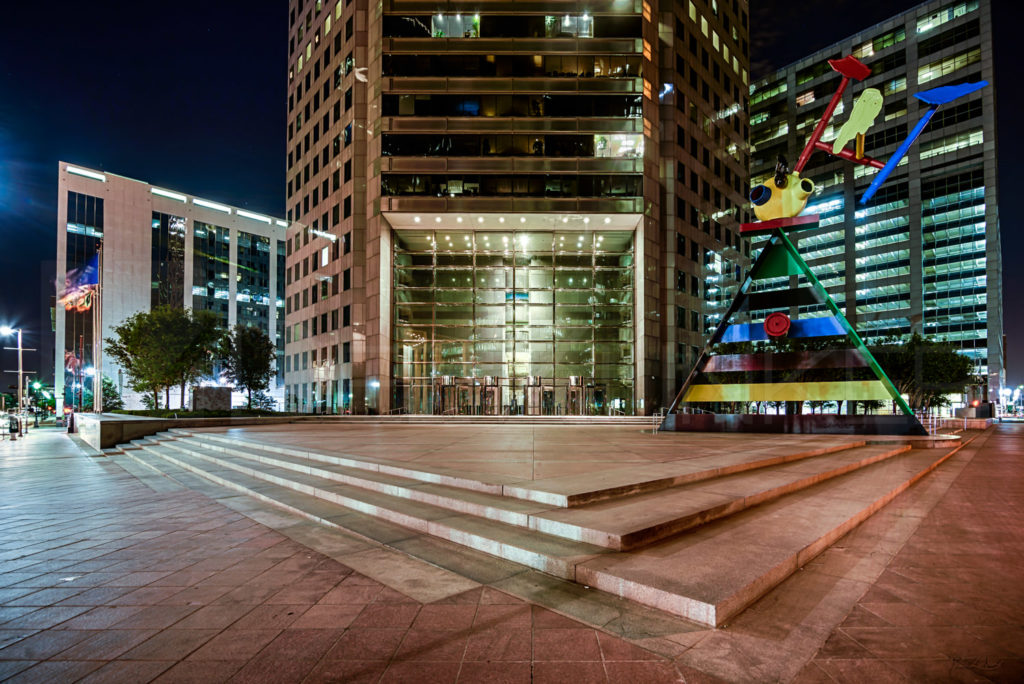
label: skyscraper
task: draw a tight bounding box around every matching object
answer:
[55,162,288,411]
[747,0,1002,399]
[284,0,751,415]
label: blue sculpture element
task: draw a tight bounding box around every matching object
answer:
[861,81,988,203]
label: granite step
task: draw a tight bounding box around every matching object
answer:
[169,433,911,552]
[529,443,912,550]
[170,429,511,496]
[133,430,979,628]
[575,445,965,626]
[171,429,870,508]
[163,435,549,527]
[137,442,607,580]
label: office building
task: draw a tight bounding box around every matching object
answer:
[747,0,1002,397]
[284,0,751,415]
[55,162,288,410]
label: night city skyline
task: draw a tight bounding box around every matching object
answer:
[0,0,1017,390]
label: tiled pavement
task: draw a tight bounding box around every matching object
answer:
[796,423,1024,683]
[0,428,686,683]
[1,424,1021,682]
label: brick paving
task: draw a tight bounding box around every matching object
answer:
[796,423,1024,683]
[1,424,1021,683]
[0,429,683,683]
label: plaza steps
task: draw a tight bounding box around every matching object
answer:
[297,415,654,426]
[121,429,974,627]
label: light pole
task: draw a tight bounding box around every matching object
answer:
[0,326,23,435]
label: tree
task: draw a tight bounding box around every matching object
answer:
[870,333,976,411]
[106,309,175,407]
[218,325,277,408]
[251,390,278,412]
[171,309,221,407]
[106,306,221,408]
[99,376,124,411]
[81,376,124,411]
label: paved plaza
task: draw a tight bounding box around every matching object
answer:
[0,423,1021,682]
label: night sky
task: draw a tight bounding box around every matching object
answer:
[0,1,1018,389]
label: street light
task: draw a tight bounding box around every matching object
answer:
[0,326,24,436]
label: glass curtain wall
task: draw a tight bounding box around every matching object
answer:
[237,231,271,331]
[276,240,286,384]
[64,191,103,409]
[151,212,186,308]
[192,222,231,326]
[393,229,635,415]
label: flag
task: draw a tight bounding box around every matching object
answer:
[58,254,99,312]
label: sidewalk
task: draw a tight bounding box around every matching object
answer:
[796,423,1024,682]
[0,429,682,683]
[0,425,1020,682]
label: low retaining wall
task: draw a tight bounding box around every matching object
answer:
[76,414,304,450]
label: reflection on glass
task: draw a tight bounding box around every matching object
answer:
[393,229,635,415]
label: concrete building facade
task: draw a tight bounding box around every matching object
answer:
[747,0,1002,397]
[284,0,752,415]
[55,162,288,411]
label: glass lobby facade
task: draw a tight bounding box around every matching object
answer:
[393,228,635,415]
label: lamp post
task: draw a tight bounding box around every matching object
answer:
[0,326,23,435]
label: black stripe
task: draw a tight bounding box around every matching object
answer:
[743,287,822,312]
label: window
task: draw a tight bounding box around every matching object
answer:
[918,48,981,85]
[917,0,979,34]
[343,304,351,327]
[432,13,480,38]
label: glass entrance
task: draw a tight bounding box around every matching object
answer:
[393,225,636,415]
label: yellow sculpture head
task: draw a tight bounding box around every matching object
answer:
[749,173,815,221]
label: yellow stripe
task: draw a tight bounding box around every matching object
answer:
[682,381,893,403]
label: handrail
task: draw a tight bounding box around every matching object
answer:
[651,407,667,434]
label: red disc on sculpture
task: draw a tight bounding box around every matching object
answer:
[764,312,791,338]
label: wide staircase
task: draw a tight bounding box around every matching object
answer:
[114,427,975,627]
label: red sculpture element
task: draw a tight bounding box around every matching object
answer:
[794,56,871,173]
[764,312,791,338]
[812,141,884,168]
[740,214,819,235]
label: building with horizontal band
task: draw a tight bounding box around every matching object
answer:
[747,0,1002,399]
[283,0,752,415]
[55,162,288,411]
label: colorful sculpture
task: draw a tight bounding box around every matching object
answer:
[861,81,988,203]
[832,88,882,155]
[749,170,815,221]
[664,54,989,435]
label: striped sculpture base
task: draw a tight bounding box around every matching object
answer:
[665,228,926,436]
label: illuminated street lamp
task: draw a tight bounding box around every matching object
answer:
[0,326,24,436]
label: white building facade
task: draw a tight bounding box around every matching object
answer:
[55,162,288,410]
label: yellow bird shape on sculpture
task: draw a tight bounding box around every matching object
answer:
[749,172,816,221]
[832,88,883,154]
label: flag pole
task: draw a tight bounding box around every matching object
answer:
[93,246,103,413]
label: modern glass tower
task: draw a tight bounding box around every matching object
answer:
[284,0,751,415]
[747,0,1002,399]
